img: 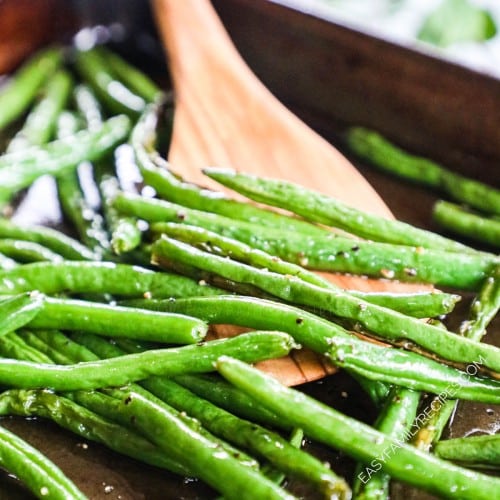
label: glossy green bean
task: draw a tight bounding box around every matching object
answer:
[434,433,500,466]
[0,239,63,263]
[151,236,500,373]
[0,332,52,364]
[0,115,131,206]
[347,127,500,216]
[98,173,141,255]
[75,48,146,117]
[27,296,208,344]
[175,373,288,430]
[0,218,97,260]
[0,292,44,338]
[121,295,500,403]
[433,200,500,249]
[160,222,461,317]
[0,331,296,390]
[216,356,500,500]
[97,46,161,102]
[7,70,73,153]
[0,260,224,298]
[204,167,476,253]
[353,387,421,500]
[0,47,63,130]
[0,422,85,500]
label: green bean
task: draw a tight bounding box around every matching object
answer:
[73,84,103,131]
[15,330,76,365]
[0,239,63,263]
[21,329,99,363]
[434,433,500,466]
[98,172,141,255]
[216,356,500,500]
[433,200,500,249]
[103,389,296,500]
[6,70,73,153]
[56,166,110,257]
[0,47,63,131]
[75,48,146,117]
[0,388,189,476]
[131,102,330,238]
[204,167,476,253]
[0,218,97,260]
[151,236,500,373]
[0,115,131,206]
[0,292,44,337]
[114,338,349,499]
[0,260,224,298]
[0,331,296,390]
[175,373,289,430]
[27,296,208,344]
[346,127,500,216]
[96,46,161,102]
[0,422,85,500]
[161,222,461,317]
[352,387,421,500]
[412,265,500,451]
[121,296,500,403]
[0,332,52,364]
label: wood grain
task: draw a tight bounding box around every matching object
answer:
[152,0,424,386]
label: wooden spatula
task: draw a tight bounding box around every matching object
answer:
[151,0,420,386]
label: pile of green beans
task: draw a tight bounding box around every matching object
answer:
[0,42,497,500]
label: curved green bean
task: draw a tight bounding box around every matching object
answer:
[347,127,500,216]
[0,388,189,476]
[0,423,85,500]
[433,200,500,249]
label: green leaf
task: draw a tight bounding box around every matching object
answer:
[418,0,497,48]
